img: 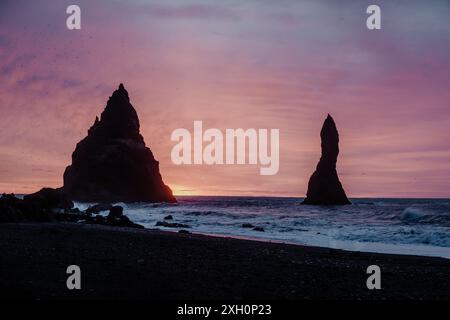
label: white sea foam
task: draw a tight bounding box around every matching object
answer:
[401,207,427,222]
[76,197,450,259]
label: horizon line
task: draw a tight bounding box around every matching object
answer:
[2,191,450,201]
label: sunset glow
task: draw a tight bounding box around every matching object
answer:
[1,0,450,197]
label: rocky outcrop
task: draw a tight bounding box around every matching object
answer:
[23,187,74,212]
[63,84,176,203]
[0,190,144,228]
[85,206,144,229]
[302,114,351,205]
[0,188,73,222]
[85,203,113,215]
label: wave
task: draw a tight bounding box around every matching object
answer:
[401,207,427,222]
[74,196,450,258]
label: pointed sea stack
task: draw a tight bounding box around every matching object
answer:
[63,84,176,203]
[302,114,350,205]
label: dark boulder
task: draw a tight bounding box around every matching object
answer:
[104,206,144,228]
[107,206,124,219]
[0,195,25,222]
[302,114,350,205]
[86,203,113,215]
[242,223,255,228]
[85,205,143,228]
[23,188,73,212]
[0,193,21,205]
[164,215,173,220]
[63,84,176,203]
[253,227,265,232]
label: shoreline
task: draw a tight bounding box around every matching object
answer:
[159,228,450,260]
[0,222,449,300]
[70,196,450,260]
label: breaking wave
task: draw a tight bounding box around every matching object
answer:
[75,197,450,259]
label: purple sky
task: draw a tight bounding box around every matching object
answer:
[1,0,450,197]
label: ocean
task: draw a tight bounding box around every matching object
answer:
[75,196,450,259]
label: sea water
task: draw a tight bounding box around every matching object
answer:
[75,197,450,259]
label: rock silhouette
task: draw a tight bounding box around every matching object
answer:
[63,84,176,203]
[0,190,144,228]
[0,188,73,223]
[302,114,350,205]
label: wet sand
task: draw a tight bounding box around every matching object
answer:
[0,222,448,300]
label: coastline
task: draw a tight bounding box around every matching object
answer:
[82,196,450,260]
[165,229,450,260]
[0,222,448,300]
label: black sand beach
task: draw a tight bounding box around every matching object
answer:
[0,222,448,300]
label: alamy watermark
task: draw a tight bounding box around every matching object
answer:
[66,265,81,290]
[366,265,382,290]
[66,4,381,31]
[366,5,381,30]
[66,5,81,30]
[171,121,279,175]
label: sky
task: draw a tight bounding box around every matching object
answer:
[1,0,450,198]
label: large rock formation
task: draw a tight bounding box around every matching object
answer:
[63,84,176,203]
[0,189,144,228]
[302,114,350,205]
